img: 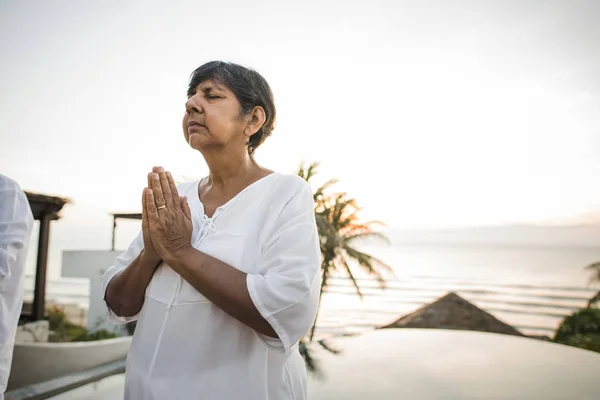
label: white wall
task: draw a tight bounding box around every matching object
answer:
[61,250,128,335]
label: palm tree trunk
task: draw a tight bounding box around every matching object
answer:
[308,265,328,342]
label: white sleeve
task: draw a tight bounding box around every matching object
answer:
[246,180,321,354]
[0,178,33,282]
[102,230,144,325]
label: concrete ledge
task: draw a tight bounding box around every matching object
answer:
[4,359,125,400]
[7,337,131,391]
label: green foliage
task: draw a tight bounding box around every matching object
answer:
[553,308,600,353]
[47,306,117,342]
[558,334,600,353]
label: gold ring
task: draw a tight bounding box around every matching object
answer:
[157,205,167,210]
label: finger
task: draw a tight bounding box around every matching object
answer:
[158,172,173,209]
[151,173,166,207]
[142,188,148,225]
[146,189,160,223]
[181,196,192,220]
[147,172,154,193]
[167,172,181,210]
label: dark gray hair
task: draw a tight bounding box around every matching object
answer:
[187,61,276,155]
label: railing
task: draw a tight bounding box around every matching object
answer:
[4,360,125,400]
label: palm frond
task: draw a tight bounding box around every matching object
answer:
[344,220,387,234]
[585,262,600,271]
[340,258,363,299]
[346,231,391,245]
[299,340,322,378]
[588,291,600,308]
[318,339,342,355]
[313,179,338,201]
[297,161,319,182]
[585,262,600,284]
[343,247,393,286]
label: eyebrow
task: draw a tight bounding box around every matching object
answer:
[200,83,226,94]
[187,81,226,97]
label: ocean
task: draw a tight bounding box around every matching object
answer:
[315,243,600,338]
[23,243,600,338]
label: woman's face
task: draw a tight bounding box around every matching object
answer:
[183,79,249,153]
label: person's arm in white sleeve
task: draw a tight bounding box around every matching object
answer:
[246,180,321,353]
[102,231,160,324]
[0,178,33,283]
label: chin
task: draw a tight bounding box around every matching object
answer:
[187,134,202,150]
[189,133,217,152]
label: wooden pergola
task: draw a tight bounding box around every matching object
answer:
[110,213,141,251]
[23,191,69,321]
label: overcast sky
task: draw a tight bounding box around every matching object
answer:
[1,0,599,277]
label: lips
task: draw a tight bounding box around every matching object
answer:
[188,121,205,129]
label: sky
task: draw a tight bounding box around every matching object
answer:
[1,1,600,277]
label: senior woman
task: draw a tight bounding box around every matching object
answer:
[103,61,320,399]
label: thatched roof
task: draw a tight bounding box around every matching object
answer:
[380,292,524,337]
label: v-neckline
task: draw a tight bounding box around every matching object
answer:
[191,172,278,219]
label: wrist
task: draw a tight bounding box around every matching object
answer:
[140,249,161,268]
[165,245,194,270]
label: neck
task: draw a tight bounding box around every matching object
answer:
[201,147,259,187]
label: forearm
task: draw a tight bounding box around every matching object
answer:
[169,248,277,338]
[105,250,160,317]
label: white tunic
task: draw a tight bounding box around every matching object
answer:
[0,175,33,398]
[103,173,321,400]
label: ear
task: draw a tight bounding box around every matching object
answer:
[244,106,266,138]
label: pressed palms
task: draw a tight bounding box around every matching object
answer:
[297,162,393,342]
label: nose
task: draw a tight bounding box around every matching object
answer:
[185,95,203,115]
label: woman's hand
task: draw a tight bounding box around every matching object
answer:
[146,168,193,266]
[141,167,163,266]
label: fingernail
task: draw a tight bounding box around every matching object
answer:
[159,167,164,172]
[153,173,159,179]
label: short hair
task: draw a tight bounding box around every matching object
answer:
[187,61,276,154]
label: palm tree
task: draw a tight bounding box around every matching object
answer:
[585,262,600,307]
[298,338,341,379]
[297,162,393,342]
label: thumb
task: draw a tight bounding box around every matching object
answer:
[180,196,192,220]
